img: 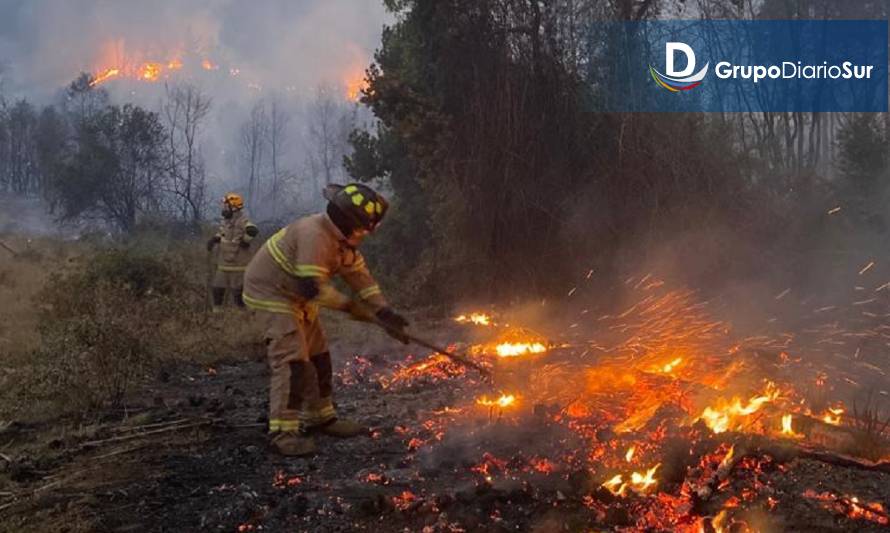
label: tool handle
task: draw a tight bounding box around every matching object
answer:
[403,333,491,378]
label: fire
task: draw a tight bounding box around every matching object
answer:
[477,393,517,408]
[345,72,367,102]
[625,445,636,462]
[138,62,162,81]
[201,58,218,71]
[822,406,844,425]
[660,357,683,373]
[167,58,183,70]
[697,382,780,434]
[803,490,889,525]
[601,464,660,496]
[455,312,492,326]
[495,342,547,357]
[781,414,802,438]
[90,68,120,87]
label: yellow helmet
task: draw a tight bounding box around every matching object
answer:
[223,193,244,210]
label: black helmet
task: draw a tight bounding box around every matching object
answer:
[324,183,389,235]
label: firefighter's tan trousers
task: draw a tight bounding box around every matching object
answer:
[256,308,336,434]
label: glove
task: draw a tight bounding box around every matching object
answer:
[206,236,220,251]
[376,307,409,330]
[239,240,251,249]
[376,307,410,344]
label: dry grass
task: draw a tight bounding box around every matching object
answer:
[0,233,266,421]
[0,235,87,362]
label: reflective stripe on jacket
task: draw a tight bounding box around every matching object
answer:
[243,213,386,312]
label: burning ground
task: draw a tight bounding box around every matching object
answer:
[2,276,890,532]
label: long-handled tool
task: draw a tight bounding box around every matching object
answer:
[369,314,491,379]
[402,331,492,379]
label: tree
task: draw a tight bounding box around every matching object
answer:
[266,93,292,217]
[2,99,39,194]
[239,99,267,208]
[305,85,353,195]
[52,104,166,232]
[163,83,212,224]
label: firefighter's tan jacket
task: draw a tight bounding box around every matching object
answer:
[215,210,258,272]
[243,213,386,316]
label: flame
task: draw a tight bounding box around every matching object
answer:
[822,406,844,425]
[602,474,625,495]
[477,394,517,408]
[90,68,121,87]
[781,414,802,438]
[138,62,162,81]
[625,446,636,462]
[630,464,660,492]
[167,58,183,70]
[660,357,683,373]
[601,464,660,496]
[201,58,218,70]
[697,382,780,434]
[495,342,547,357]
[455,312,492,326]
[345,72,367,102]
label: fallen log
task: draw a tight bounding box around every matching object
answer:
[695,443,747,503]
[795,447,890,475]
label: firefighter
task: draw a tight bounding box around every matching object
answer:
[207,193,259,310]
[243,183,408,456]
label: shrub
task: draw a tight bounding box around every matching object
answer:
[26,248,187,413]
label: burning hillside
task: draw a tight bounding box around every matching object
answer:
[81,38,368,101]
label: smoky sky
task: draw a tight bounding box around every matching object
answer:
[0,0,391,98]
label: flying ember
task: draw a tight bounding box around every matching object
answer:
[455,312,493,326]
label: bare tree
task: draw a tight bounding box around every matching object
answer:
[239,99,268,208]
[163,83,212,224]
[266,93,292,217]
[304,85,354,195]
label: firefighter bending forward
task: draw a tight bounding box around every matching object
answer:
[243,183,409,456]
[207,193,259,310]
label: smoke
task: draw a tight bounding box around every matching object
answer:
[0,0,391,220]
[0,0,389,97]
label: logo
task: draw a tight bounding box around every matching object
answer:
[649,42,709,92]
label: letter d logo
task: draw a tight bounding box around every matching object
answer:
[649,41,709,92]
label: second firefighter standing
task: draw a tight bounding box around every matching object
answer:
[207,193,259,310]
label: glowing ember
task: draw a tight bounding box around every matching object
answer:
[803,490,889,525]
[697,382,780,434]
[625,445,636,463]
[495,342,547,357]
[392,490,418,511]
[822,406,845,425]
[477,393,517,408]
[455,312,492,326]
